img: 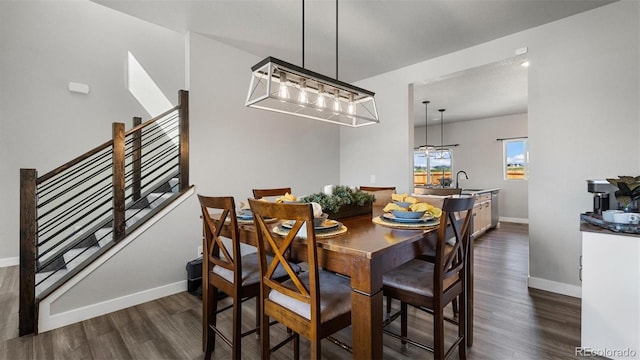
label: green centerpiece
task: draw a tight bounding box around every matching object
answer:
[299,185,375,219]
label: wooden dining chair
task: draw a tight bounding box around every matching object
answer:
[252,187,292,200]
[382,196,475,360]
[248,199,353,360]
[359,186,396,206]
[198,195,298,360]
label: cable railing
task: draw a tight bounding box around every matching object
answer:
[19,90,190,336]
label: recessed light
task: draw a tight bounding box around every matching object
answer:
[521,61,530,68]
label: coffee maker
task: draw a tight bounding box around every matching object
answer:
[586,180,618,214]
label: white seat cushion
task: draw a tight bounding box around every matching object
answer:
[213,253,301,286]
[268,270,352,322]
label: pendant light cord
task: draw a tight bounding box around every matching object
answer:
[302,0,305,68]
[336,0,339,79]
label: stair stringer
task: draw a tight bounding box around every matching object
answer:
[37,186,199,333]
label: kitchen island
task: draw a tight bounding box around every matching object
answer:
[580,222,640,359]
[414,188,500,238]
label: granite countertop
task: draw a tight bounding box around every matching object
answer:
[580,213,640,238]
[460,188,501,195]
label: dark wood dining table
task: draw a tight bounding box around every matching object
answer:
[232,206,474,359]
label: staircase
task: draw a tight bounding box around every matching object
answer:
[33,176,180,297]
[19,90,190,336]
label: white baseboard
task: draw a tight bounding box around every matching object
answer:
[499,216,529,224]
[0,257,19,267]
[38,280,187,333]
[528,276,582,298]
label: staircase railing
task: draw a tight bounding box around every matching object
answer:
[19,90,190,336]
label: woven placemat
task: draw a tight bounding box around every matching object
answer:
[272,225,348,238]
[372,216,439,230]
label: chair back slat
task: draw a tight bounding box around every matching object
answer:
[436,197,475,289]
[198,195,241,279]
[252,187,292,200]
[249,200,320,319]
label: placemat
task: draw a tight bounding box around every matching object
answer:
[272,224,348,238]
[372,216,439,230]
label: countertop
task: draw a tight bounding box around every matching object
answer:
[580,214,640,238]
[460,188,501,195]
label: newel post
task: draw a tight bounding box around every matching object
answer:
[19,168,37,336]
[113,122,126,241]
[178,90,189,190]
[132,117,142,202]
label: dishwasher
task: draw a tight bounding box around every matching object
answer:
[490,190,500,228]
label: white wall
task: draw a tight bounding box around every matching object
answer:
[188,32,342,203]
[0,1,185,262]
[414,113,529,220]
[343,1,640,296]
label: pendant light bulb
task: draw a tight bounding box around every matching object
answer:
[347,93,355,115]
[278,72,290,99]
[333,89,342,113]
[316,84,326,109]
[298,79,308,105]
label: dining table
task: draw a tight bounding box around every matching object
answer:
[230,205,474,359]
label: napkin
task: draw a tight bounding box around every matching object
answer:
[295,202,323,239]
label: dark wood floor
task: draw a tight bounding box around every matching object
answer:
[0,222,582,359]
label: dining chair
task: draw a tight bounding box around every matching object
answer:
[198,195,298,360]
[382,196,475,360]
[359,186,396,206]
[252,187,293,200]
[248,199,353,360]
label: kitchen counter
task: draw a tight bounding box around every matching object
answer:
[460,188,501,195]
[580,224,640,359]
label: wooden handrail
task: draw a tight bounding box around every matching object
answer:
[37,105,180,185]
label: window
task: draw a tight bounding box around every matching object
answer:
[504,138,528,180]
[414,148,453,186]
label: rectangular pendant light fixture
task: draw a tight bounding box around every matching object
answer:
[245,56,379,127]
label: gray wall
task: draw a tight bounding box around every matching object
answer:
[343,1,639,294]
[414,113,529,220]
[0,1,185,261]
[0,1,200,318]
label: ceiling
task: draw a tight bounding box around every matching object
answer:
[93,0,615,125]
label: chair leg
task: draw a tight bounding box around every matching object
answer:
[294,333,300,360]
[255,298,261,340]
[400,302,408,346]
[452,298,459,318]
[458,293,467,360]
[204,285,218,360]
[232,295,241,360]
[261,312,271,360]
[434,306,445,360]
[386,295,392,319]
[310,337,321,360]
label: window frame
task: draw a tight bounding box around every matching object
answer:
[503,138,529,180]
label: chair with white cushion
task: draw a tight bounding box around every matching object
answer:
[198,195,298,360]
[249,199,353,360]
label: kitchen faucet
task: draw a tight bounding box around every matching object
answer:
[455,170,468,189]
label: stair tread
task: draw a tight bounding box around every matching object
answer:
[63,246,100,270]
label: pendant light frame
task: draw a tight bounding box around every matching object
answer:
[245,0,379,127]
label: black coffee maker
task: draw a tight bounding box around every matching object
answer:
[586,180,617,214]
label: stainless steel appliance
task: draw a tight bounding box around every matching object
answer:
[586,180,617,214]
[490,190,499,228]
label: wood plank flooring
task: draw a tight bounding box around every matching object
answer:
[0,222,582,359]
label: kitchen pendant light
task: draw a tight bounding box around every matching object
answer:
[422,100,435,155]
[245,0,379,127]
[436,108,450,160]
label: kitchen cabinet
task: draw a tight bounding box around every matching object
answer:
[471,193,492,238]
[581,226,640,359]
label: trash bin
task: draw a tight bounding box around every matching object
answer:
[186,257,203,298]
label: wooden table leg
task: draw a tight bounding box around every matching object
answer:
[350,257,384,359]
